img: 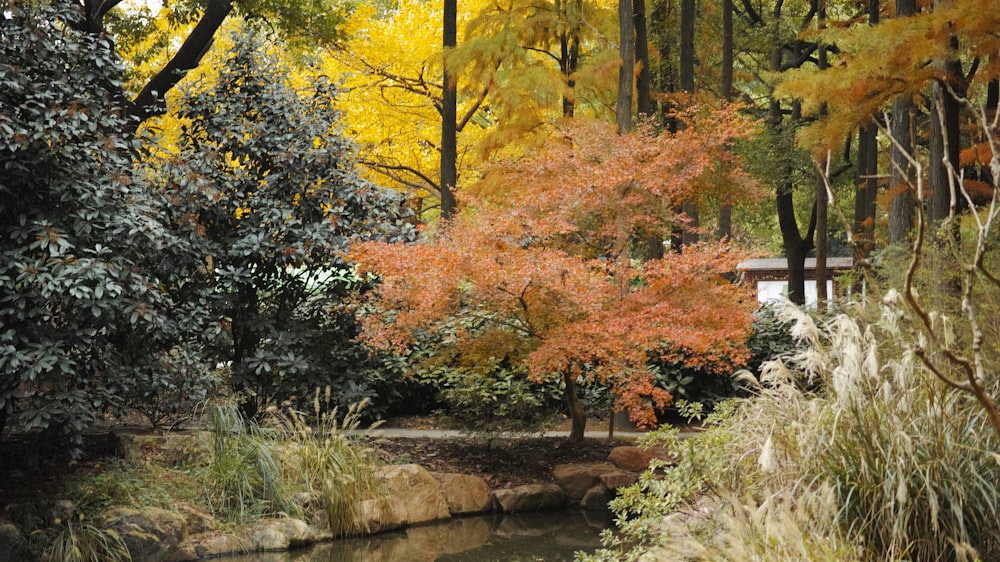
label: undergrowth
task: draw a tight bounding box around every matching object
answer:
[582,300,1000,562]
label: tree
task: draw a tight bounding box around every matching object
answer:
[778,0,1000,247]
[352,110,761,443]
[155,27,414,420]
[326,0,621,216]
[0,0,207,444]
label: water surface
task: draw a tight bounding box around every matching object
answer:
[211,510,614,562]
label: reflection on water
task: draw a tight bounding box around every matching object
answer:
[212,510,614,562]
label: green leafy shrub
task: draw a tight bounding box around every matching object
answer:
[152,25,414,421]
[0,0,211,449]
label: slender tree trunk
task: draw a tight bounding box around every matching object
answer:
[127,0,233,130]
[679,0,699,247]
[617,0,636,134]
[929,75,962,226]
[771,35,815,304]
[887,0,917,245]
[558,0,582,117]
[634,0,653,118]
[815,0,829,307]
[855,123,878,259]
[564,371,587,443]
[651,0,677,129]
[440,0,458,219]
[717,0,734,240]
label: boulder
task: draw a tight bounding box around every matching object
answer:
[599,469,640,491]
[172,502,215,535]
[492,483,566,513]
[552,463,619,500]
[355,497,405,535]
[432,473,492,515]
[104,506,194,562]
[190,533,252,558]
[607,445,676,472]
[251,517,313,551]
[579,484,613,511]
[0,523,29,562]
[357,464,451,533]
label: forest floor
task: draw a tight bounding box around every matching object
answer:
[365,415,650,489]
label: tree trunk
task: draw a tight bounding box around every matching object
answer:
[679,0,695,93]
[717,0,734,240]
[651,0,678,129]
[678,0,698,247]
[887,0,916,245]
[634,0,653,118]
[929,76,962,226]
[564,371,587,443]
[617,0,636,134]
[558,0,582,117]
[855,123,878,259]
[815,0,828,307]
[771,37,815,305]
[440,0,458,219]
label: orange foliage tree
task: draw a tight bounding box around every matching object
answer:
[351,109,762,442]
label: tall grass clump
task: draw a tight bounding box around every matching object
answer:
[201,404,299,523]
[583,299,1000,562]
[271,388,385,536]
[779,302,1000,560]
[42,515,130,562]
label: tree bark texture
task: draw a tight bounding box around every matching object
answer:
[617,0,636,134]
[634,0,653,118]
[564,371,587,443]
[887,0,917,245]
[440,0,458,219]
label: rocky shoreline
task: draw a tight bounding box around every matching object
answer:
[0,432,675,562]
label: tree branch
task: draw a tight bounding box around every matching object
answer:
[128,0,234,130]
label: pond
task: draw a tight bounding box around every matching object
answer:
[208,510,615,562]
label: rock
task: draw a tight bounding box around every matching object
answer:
[251,517,313,551]
[378,464,452,525]
[190,533,252,558]
[355,497,405,535]
[580,484,613,511]
[599,469,640,491]
[104,506,193,562]
[354,464,451,534]
[124,432,212,467]
[552,463,619,500]
[608,445,676,472]
[0,523,29,562]
[432,473,492,515]
[492,483,566,513]
[50,500,75,524]
[173,502,215,535]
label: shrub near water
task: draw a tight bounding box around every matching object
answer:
[272,391,385,536]
[585,301,1000,562]
[201,395,383,534]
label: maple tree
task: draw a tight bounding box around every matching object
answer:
[351,110,761,443]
